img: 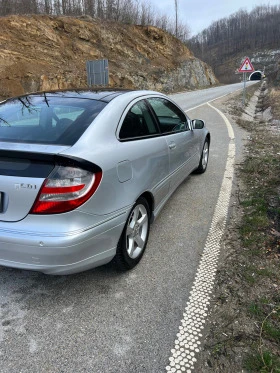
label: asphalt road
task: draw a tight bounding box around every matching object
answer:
[170,81,257,111]
[0,82,252,373]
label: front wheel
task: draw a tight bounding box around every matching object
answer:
[194,139,209,174]
[114,197,151,270]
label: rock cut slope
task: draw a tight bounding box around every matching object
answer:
[0,15,218,98]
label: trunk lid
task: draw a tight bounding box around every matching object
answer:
[0,144,70,222]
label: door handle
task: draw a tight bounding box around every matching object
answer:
[168,142,176,150]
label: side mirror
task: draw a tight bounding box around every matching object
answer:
[192,119,205,129]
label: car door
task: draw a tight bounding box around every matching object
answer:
[147,97,197,191]
[117,99,170,211]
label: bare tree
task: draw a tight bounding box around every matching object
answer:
[174,0,178,37]
[188,4,280,77]
[0,0,191,41]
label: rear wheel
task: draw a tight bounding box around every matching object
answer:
[194,139,209,174]
[114,197,150,270]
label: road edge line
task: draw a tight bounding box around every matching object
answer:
[166,104,236,373]
[185,88,244,113]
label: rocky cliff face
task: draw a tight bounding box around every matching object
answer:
[251,49,280,76]
[0,15,217,99]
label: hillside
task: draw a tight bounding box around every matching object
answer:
[188,5,280,83]
[0,15,217,99]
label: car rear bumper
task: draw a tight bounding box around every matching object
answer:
[0,214,126,275]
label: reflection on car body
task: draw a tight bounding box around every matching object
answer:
[0,89,210,274]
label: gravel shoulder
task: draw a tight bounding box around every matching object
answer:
[196,82,280,373]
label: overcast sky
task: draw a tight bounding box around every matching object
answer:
[148,0,280,36]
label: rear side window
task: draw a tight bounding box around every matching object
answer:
[147,97,188,134]
[119,100,159,140]
[0,95,107,145]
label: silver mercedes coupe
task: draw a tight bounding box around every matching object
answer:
[0,89,210,274]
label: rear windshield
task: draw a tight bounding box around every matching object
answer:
[0,95,107,145]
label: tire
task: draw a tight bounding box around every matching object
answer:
[193,139,209,174]
[114,197,151,270]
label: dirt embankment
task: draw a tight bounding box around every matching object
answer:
[0,15,217,99]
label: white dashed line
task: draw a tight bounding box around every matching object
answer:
[166,103,235,372]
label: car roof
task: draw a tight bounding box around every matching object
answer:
[43,89,135,103]
[3,89,137,104]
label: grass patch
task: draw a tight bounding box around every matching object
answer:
[263,319,280,342]
[245,306,280,372]
[248,302,265,317]
[238,84,280,372]
[244,350,280,373]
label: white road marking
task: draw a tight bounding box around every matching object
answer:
[166,103,236,372]
[207,102,235,139]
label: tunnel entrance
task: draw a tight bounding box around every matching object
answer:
[249,71,263,80]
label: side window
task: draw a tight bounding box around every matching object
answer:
[119,100,159,140]
[147,97,188,134]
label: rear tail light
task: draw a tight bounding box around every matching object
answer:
[30,165,102,214]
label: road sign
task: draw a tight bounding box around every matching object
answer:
[86,59,109,86]
[238,57,254,73]
[238,57,254,106]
